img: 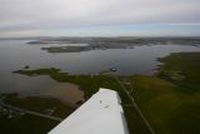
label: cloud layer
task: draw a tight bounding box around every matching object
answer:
[0,0,200,37]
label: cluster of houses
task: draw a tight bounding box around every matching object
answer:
[0,103,25,119]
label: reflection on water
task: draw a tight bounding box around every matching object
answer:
[0,40,200,102]
[41,82,84,106]
[2,74,84,106]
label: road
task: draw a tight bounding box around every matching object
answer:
[111,75,156,134]
[0,102,63,122]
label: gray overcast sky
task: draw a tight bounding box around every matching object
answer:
[0,0,200,37]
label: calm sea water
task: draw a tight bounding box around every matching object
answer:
[0,39,200,99]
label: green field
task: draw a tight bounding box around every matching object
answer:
[2,52,200,134]
[129,53,200,133]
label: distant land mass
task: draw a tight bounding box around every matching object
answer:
[26,37,200,53]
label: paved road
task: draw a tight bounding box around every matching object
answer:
[112,75,156,134]
[0,102,63,122]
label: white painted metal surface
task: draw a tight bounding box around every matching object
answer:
[48,88,129,134]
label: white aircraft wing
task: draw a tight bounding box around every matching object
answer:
[48,88,129,134]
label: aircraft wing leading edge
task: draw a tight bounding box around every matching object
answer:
[48,88,129,134]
